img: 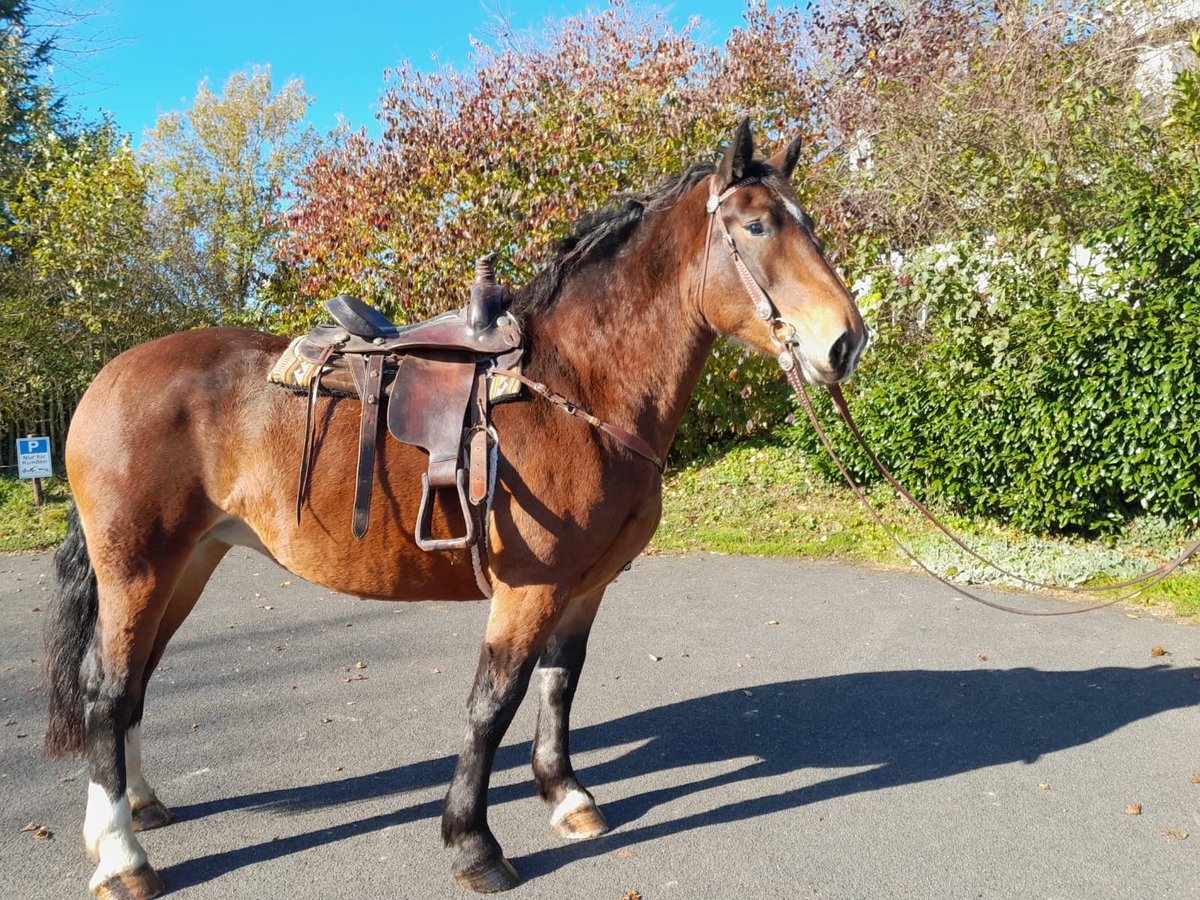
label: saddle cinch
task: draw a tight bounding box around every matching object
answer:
[272,257,524,551]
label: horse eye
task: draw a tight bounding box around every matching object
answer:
[746,221,765,236]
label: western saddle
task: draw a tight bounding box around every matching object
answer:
[281,257,524,551]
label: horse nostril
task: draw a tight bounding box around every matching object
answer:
[829,331,856,375]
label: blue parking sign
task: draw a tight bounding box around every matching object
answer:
[17,436,52,479]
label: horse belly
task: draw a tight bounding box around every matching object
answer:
[221,383,484,602]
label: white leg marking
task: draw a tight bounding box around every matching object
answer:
[550,788,593,828]
[534,667,568,769]
[124,725,157,809]
[84,782,147,889]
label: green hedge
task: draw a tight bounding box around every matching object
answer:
[787,250,1200,534]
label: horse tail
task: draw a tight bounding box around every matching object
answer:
[44,505,99,759]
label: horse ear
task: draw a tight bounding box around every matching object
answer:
[717,117,755,188]
[768,135,804,180]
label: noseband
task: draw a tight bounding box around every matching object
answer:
[702,175,805,371]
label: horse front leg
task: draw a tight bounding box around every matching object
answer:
[532,587,610,840]
[442,584,565,892]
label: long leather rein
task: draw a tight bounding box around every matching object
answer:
[703,173,1200,615]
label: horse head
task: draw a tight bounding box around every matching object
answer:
[697,119,867,385]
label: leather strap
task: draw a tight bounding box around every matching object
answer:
[705,176,778,324]
[296,344,335,524]
[350,355,386,539]
[489,368,664,471]
[468,370,490,505]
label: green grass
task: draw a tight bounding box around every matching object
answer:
[655,441,1200,622]
[0,475,72,552]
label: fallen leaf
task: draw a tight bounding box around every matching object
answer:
[1161,829,1188,840]
[32,827,52,841]
[680,652,689,658]
[1191,773,1200,784]
[280,580,292,586]
[1124,613,1139,619]
[742,690,754,697]
[19,822,38,833]
[320,718,332,725]
[343,674,367,682]
[764,620,780,626]
[354,661,367,669]
[1150,645,1169,658]
[30,607,40,612]
[428,667,441,674]
[977,654,989,661]
[616,849,636,859]
[1125,804,1142,816]
[189,723,199,732]
[621,892,642,900]
[1038,783,1051,791]
[648,654,662,662]
[333,766,343,772]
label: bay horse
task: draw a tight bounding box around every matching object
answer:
[44,120,866,898]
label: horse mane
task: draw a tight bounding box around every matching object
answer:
[508,159,721,318]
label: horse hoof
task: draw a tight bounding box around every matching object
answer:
[553,802,609,841]
[550,790,609,841]
[91,863,164,900]
[451,857,520,893]
[131,799,174,832]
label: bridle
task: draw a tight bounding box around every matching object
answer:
[701,174,804,360]
[702,171,1200,615]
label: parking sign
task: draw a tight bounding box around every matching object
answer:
[16,437,52,479]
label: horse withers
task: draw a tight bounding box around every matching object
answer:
[44,120,866,897]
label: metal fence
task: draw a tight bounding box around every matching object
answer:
[0,390,80,477]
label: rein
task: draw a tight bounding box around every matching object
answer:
[822,385,1200,595]
[703,173,1200,615]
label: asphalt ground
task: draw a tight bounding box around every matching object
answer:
[1,549,1197,900]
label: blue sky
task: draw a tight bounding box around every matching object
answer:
[52,2,759,141]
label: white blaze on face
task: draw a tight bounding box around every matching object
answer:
[83,782,147,889]
[781,196,807,226]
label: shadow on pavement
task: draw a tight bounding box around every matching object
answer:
[161,664,1198,889]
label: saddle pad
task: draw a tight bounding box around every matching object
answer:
[267,337,348,392]
[270,336,523,402]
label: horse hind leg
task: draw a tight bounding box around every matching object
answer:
[43,507,159,897]
[77,534,211,898]
[531,588,609,841]
[80,583,173,897]
[126,537,230,834]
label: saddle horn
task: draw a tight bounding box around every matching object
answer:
[470,255,503,333]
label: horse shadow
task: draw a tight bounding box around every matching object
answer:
[161,664,1199,888]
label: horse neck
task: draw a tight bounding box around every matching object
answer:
[526,195,716,460]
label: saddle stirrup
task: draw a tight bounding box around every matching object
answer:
[415,470,477,552]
